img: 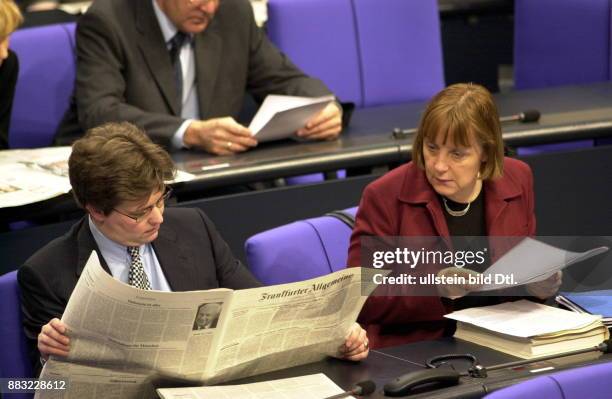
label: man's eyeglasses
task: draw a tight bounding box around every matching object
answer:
[113,187,173,222]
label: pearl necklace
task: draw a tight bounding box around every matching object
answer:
[442,197,470,217]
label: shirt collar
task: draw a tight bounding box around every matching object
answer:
[152,0,179,44]
[88,215,144,259]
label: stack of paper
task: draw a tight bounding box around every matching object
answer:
[556,290,612,327]
[446,300,609,359]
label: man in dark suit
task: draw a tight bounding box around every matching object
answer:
[20,122,368,376]
[56,0,343,154]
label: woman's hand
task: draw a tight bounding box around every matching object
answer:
[436,267,483,299]
[526,271,562,300]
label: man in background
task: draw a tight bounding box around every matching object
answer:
[56,0,342,154]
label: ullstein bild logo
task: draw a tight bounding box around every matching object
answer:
[371,248,488,269]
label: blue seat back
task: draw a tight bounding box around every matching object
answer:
[267,0,363,106]
[245,207,357,285]
[514,0,610,89]
[267,0,444,108]
[485,362,612,399]
[0,271,33,398]
[9,23,76,148]
[353,0,444,106]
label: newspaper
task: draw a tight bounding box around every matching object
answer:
[36,252,379,398]
[0,147,72,207]
[156,373,349,399]
[0,147,194,208]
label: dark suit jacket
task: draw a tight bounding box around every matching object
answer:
[347,157,536,349]
[18,207,261,375]
[56,0,332,146]
[0,50,19,149]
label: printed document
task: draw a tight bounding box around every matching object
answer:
[156,373,348,399]
[477,237,608,291]
[446,299,603,338]
[249,95,335,142]
[36,252,379,398]
[0,147,194,208]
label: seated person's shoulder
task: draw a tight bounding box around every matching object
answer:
[503,157,533,182]
[78,0,132,29]
[0,50,18,74]
[18,220,84,283]
[218,0,252,14]
[363,162,417,199]
[162,207,215,234]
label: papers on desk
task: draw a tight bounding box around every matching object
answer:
[0,146,72,208]
[249,95,335,142]
[557,290,612,327]
[476,237,609,291]
[446,300,609,359]
[0,147,195,208]
[156,373,348,399]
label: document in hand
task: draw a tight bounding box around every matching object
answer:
[156,373,345,399]
[476,237,609,291]
[446,300,610,359]
[249,95,336,142]
[36,252,380,399]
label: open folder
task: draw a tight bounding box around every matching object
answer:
[249,95,335,142]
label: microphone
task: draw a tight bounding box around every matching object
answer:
[499,109,541,124]
[323,380,376,399]
[483,338,612,374]
[391,109,541,139]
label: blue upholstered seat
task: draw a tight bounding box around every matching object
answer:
[245,207,357,285]
[9,23,76,148]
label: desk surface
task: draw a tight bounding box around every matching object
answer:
[173,83,612,191]
[2,83,612,222]
[235,337,612,398]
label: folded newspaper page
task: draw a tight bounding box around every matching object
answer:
[156,373,348,399]
[0,147,194,208]
[36,252,379,398]
[0,146,72,208]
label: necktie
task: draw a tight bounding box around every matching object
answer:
[127,246,152,290]
[169,31,188,113]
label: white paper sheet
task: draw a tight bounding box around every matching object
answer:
[249,95,335,142]
[445,299,602,337]
[156,373,349,399]
[477,237,608,291]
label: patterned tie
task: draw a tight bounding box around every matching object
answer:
[169,31,188,112]
[127,246,152,290]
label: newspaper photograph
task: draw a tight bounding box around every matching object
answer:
[36,252,380,398]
